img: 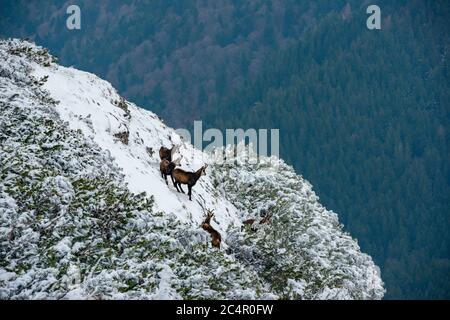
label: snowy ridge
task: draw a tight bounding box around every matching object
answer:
[0,39,385,299]
[33,58,241,236]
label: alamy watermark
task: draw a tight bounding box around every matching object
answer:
[62,3,381,168]
[175,121,280,167]
[367,5,381,30]
[66,4,381,31]
[66,5,81,30]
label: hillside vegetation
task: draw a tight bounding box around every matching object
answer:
[0,40,384,299]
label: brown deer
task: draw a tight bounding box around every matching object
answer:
[242,209,272,231]
[172,165,207,201]
[242,218,256,227]
[159,144,179,162]
[159,157,182,185]
[201,209,221,249]
[259,209,272,225]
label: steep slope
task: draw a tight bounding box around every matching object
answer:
[0,39,384,299]
[211,146,384,299]
[31,51,241,236]
[0,39,269,300]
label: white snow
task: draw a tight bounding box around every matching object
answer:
[0,39,385,299]
[33,64,241,235]
[150,265,182,300]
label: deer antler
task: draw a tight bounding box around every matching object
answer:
[259,210,272,225]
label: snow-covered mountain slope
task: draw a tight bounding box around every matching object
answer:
[211,146,385,299]
[0,39,385,299]
[32,54,240,235]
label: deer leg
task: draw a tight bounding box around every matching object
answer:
[188,185,192,201]
[170,175,175,187]
[164,174,168,185]
[174,182,180,192]
[178,184,185,193]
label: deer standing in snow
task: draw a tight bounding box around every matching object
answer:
[242,209,273,231]
[159,157,182,185]
[172,165,207,201]
[159,145,179,162]
[159,144,182,185]
[201,209,221,249]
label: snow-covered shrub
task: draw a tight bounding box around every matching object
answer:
[211,145,385,299]
[0,40,269,299]
[0,39,384,300]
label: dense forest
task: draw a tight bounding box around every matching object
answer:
[0,0,360,126]
[204,1,450,299]
[1,0,449,299]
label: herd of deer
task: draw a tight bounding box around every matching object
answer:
[158,145,272,249]
[159,145,207,201]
